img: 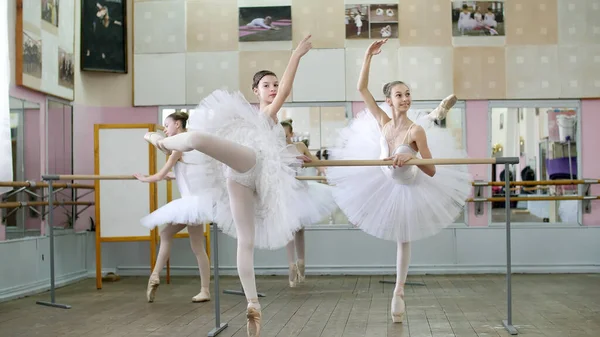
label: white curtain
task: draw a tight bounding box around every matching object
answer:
[0,0,13,196]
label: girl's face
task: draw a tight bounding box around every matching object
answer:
[163,117,181,137]
[385,83,412,114]
[253,75,279,104]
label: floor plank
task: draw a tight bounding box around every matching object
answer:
[1,274,599,336]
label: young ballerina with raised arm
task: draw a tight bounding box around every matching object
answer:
[281,119,336,287]
[326,39,472,323]
[144,35,315,337]
[134,112,214,304]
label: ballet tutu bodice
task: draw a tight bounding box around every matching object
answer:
[327,106,473,243]
[140,151,216,229]
[186,90,325,249]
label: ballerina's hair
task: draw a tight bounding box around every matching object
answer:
[252,70,277,89]
[383,81,408,98]
[167,111,189,129]
[280,118,293,130]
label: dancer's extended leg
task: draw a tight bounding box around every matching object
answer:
[227,179,261,336]
[286,239,298,287]
[188,225,211,302]
[152,132,256,174]
[295,229,306,283]
[391,241,411,323]
[147,224,186,302]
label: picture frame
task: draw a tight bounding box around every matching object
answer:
[15,0,76,100]
[80,0,127,73]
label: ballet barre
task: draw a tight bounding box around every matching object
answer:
[41,155,521,336]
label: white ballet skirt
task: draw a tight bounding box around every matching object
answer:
[327,106,473,243]
[290,164,337,226]
[458,12,477,31]
[186,90,314,250]
[140,151,216,229]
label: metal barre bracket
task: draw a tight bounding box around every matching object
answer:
[41,175,60,181]
[583,181,592,214]
[495,157,520,165]
[474,180,486,216]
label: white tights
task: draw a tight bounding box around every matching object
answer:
[286,229,305,264]
[159,131,260,308]
[152,224,210,289]
[395,241,411,295]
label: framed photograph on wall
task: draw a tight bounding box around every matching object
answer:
[345,4,399,40]
[238,6,292,42]
[15,0,76,101]
[80,0,127,73]
[451,1,505,45]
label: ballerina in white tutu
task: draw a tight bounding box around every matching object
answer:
[134,112,213,304]
[280,119,336,288]
[144,35,314,337]
[326,39,473,324]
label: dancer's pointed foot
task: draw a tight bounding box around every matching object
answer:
[289,263,298,288]
[144,132,171,156]
[296,259,305,283]
[146,274,160,303]
[192,287,211,302]
[430,94,457,121]
[247,299,262,336]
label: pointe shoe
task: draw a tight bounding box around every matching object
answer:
[296,260,305,283]
[192,288,211,302]
[146,274,160,303]
[289,263,298,288]
[391,292,406,323]
[144,132,171,156]
[247,303,262,337]
[429,94,457,121]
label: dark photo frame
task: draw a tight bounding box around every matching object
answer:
[80,0,127,73]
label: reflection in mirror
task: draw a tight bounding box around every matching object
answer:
[490,106,579,224]
[47,99,74,229]
[3,97,41,239]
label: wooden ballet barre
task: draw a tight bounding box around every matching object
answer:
[296,176,328,181]
[302,157,517,168]
[0,181,95,189]
[0,201,95,209]
[467,195,599,202]
[472,179,599,187]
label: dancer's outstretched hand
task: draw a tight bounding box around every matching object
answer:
[384,153,414,168]
[133,173,150,182]
[297,155,312,163]
[294,34,313,57]
[365,39,388,56]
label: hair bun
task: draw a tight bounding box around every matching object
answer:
[282,118,293,124]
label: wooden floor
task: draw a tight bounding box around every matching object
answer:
[1,274,599,337]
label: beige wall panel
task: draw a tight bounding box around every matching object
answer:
[344,47,399,101]
[186,0,239,52]
[134,53,187,106]
[292,49,346,102]
[134,0,186,54]
[453,47,505,99]
[185,52,240,104]
[505,46,560,99]
[506,0,558,45]
[582,45,600,97]
[238,50,292,103]
[292,0,345,49]
[398,47,454,100]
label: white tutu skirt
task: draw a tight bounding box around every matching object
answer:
[327,109,473,243]
[291,179,337,226]
[141,195,214,229]
[187,90,312,249]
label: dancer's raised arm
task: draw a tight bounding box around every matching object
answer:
[358,39,391,128]
[134,151,182,183]
[263,35,313,118]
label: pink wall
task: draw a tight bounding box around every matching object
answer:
[24,108,42,230]
[72,105,159,231]
[466,101,490,227]
[581,99,600,226]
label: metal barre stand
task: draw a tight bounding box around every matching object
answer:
[499,157,518,335]
[208,223,227,336]
[36,176,72,309]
